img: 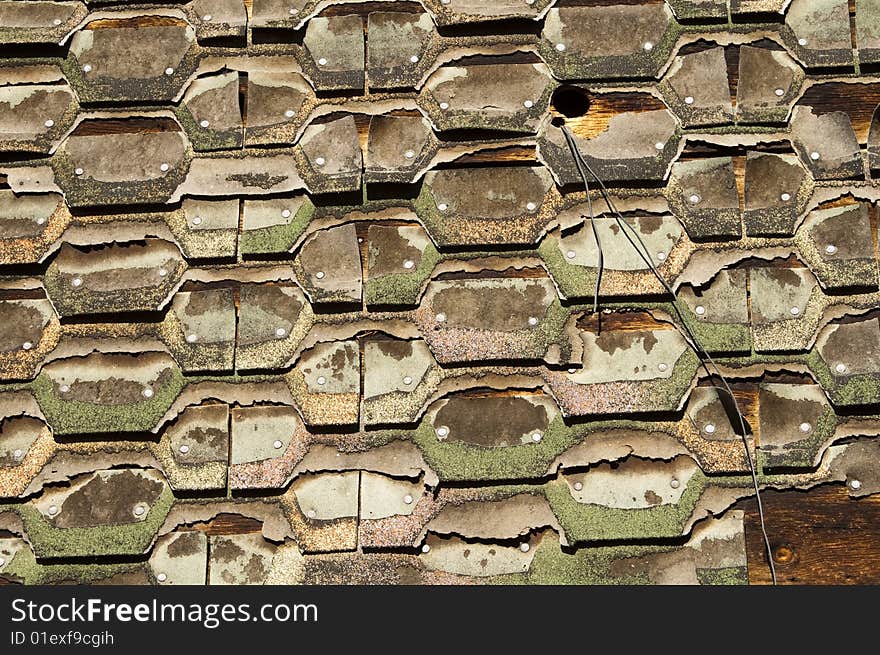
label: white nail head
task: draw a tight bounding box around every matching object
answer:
[318,58,328,66]
[165,68,174,76]
[74,167,84,176]
[573,482,583,491]
[798,38,808,46]
[439,102,449,110]
[435,312,446,323]
[520,543,531,553]
[531,432,542,442]
[437,203,448,211]
[403,494,414,505]
[142,388,154,399]
[644,42,654,52]
[289,8,298,15]
[775,88,785,97]
[157,573,167,582]
[48,505,58,516]
[410,55,419,63]
[704,423,716,434]
[44,119,55,128]
[655,142,665,151]
[59,384,70,393]
[689,194,701,204]
[160,163,169,172]
[273,440,283,449]
[179,445,190,454]
[37,217,46,225]
[191,216,202,226]
[71,277,83,288]
[656,251,667,261]
[158,268,168,277]
[799,422,812,433]
[555,43,566,52]
[315,271,325,279]
[275,327,287,338]
[850,479,862,490]
[670,479,680,489]
[421,544,431,553]
[524,100,534,109]
[825,244,838,255]
[200,120,210,128]
[403,260,415,270]
[695,305,706,316]
[684,96,695,105]
[790,306,800,316]
[436,425,449,438]
[810,151,820,161]
[404,150,415,159]
[186,333,197,343]
[315,157,326,166]
[835,363,847,374]
[780,192,791,202]
[658,363,668,372]
[307,509,317,519]
[13,449,23,460]
[316,376,326,385]
[285,109,295,118]
[53,18,62,26]
[403,376,413,385]
[566,250,576,259]
[82,64,92,73]
[526,202,537,211]
[202,14,212,22]
[281,209,291,218]
[23,341,33,351]
[527,316,539,327]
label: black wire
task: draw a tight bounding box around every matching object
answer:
[560,127,604,317]
[559,125,778,585]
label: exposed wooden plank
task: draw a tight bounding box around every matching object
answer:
[740,487,880,584]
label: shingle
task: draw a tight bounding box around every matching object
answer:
[538,108,681,185]
[667,157,741,238]
[783,0,854,68]
[540,4,679,81]
[65,16,200,104]
[302,15,365,92]
[659,47,733,128]
[0,82,78,154]
[790,106,864,180]
[736,45,804,124]
[743,152,812,236]
[0,1,87,45]
[419,62,555,133]
[179,71,244,151]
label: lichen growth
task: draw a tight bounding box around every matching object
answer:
[240,199,316,255]
[30,367,186,435]
[3,484,173,559]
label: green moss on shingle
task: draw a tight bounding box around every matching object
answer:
[696,566,748,586]
[30,368,186,435]
[3,485,173,559]
[3,546,143,584]
[240,200,316,255]
[365,244,442,306]
[410,414,582,482]
[543,471,708,542]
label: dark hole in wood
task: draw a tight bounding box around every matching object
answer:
[551,85,591,119]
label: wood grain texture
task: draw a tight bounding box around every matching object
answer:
[740,487,880,585]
